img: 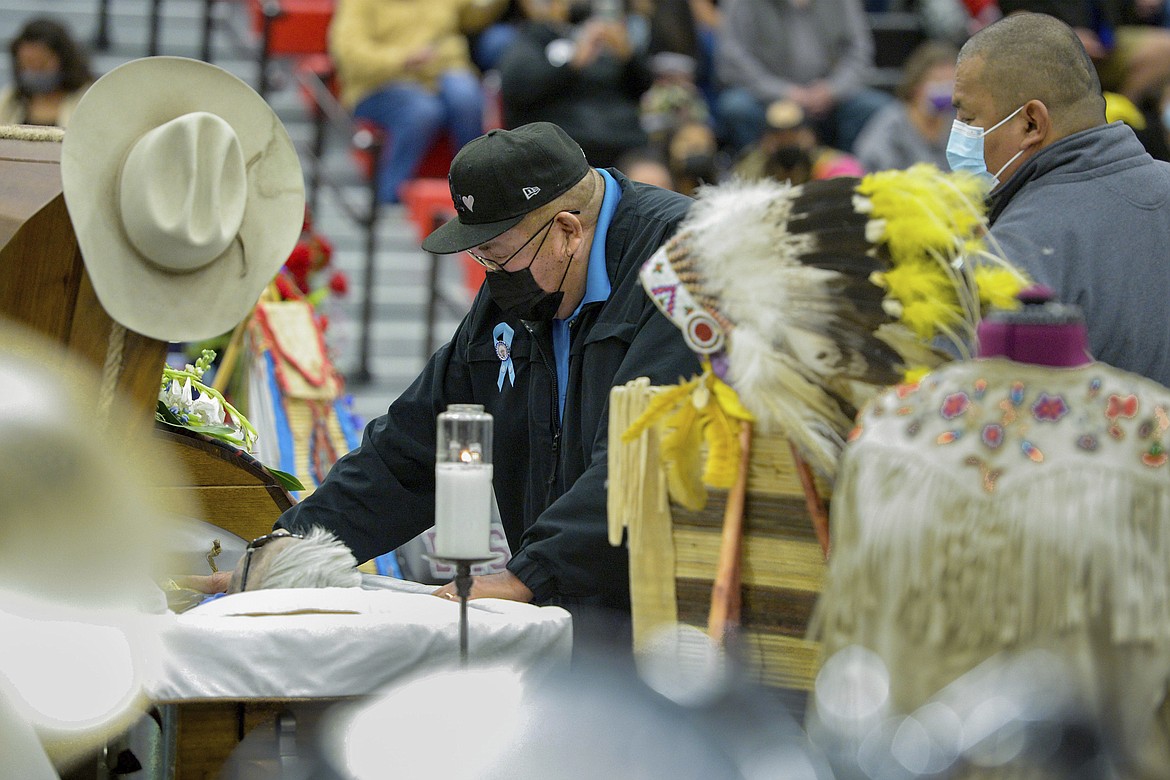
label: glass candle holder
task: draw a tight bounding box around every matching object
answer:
[434,404,494,559]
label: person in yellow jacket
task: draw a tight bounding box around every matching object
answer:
[329,0,506,204]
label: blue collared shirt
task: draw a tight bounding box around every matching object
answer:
[551,168,620,422]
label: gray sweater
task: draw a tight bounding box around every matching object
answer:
[715,0,873,102]
[989,122,1170,387]
[853,102,949,173]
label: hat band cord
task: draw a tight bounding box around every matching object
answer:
[96,320,127,424]
[237,149,259,279]
[234,232,248,278]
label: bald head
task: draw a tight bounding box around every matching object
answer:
[959,12,1105,132]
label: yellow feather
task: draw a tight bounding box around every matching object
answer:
[710,376,755,422]
[853,165,1012,350]
[620,376,699,443]
[902,299,963,339]
[902,366,931,384]
[701,403,742,489]
[1105,91,1146,129]
[974,266,1028,311]
[882,262,958,304]
[619,368,755,505]
[661,402,707,510]
[859,165,986,263]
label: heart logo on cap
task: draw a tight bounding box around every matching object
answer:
[462,194,475,212]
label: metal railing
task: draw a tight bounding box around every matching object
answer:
[293,60,383,384]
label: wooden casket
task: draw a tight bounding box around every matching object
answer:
[0,127,296,778]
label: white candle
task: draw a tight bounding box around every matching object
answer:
[434,462,494,559]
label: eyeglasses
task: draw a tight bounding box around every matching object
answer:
[468,210,580,272]
[239,529,304,592]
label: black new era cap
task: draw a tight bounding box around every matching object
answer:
[421,122,591,255]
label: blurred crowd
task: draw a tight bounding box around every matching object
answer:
[13,1,1170,201]
[317,0,1170,202]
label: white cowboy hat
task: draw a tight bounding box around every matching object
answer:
[61,56,305,342]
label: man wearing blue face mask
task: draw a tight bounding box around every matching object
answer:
[951,12,1170,387]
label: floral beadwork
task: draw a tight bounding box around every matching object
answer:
[964,455,1002,492]
[1144,443,1169,468]
[1020,440,1044,463]
[1009,382,1025,406]
[941,392,970,420]
[863,362,1170,495]
[895,382,920,399]
[982,423,1005,449]
[998,402,1017,426]
[1107,394,1139,420]
[1031,393,1068,422]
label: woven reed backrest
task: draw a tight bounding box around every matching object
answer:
[609,379,829,690]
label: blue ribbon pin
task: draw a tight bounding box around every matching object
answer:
[493,322,515,391]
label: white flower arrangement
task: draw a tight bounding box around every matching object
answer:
[157,349,257,451]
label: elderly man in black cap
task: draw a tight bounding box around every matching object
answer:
[276,122,699,645]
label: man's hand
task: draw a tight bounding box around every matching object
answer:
[432,570,534,602]
[572,20,631,68]
[172,570,233,594]
[595,20,633,60]
[791,81,834,118]
[404,44,438,71]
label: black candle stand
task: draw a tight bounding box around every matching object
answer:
[425,554,500,666]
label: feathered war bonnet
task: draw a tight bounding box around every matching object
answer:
[629,164,1028,501]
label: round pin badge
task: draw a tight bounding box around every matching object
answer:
[685,312,725,354]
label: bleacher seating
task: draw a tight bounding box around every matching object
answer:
[293,53,492,378]
[198,0,334,95]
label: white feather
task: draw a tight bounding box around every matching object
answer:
[682,179,828,362]
[642,168,1009,482]
[725,327,853,477]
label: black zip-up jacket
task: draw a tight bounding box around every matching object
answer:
[278,171,700,611]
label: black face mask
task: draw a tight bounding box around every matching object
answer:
[768,144,812,171]
[482,211,577,321]
[487,265,567,321]
[18,69,63,95]
[763,144,813,184]
[568,1,593,24]
[678,153,717,184]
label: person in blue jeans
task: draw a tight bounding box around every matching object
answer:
[714,0,892,153]
[353,71,484,204]
[329,0,506,204]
